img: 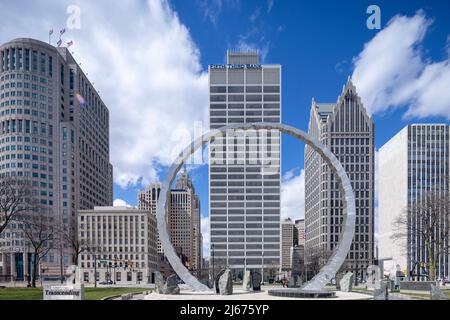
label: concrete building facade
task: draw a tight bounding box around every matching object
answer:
[77,206,157,285]
[281,218,298,271]
[378,124,449,279]
[304,79,375,280]
[295,219,305,248]
[209,51,281,280]
[137,172,202,275]
[0,38,112,282]
[138,182,162,253]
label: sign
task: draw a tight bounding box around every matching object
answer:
[210,64,262,70]
[43,284,84,300]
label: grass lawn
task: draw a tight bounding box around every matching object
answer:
[0,287,149,300]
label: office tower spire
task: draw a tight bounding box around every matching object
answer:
[305,79,375,281]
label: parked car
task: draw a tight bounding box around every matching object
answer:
[99,280,113,285]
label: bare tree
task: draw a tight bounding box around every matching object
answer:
[391,191,450,282]
[58,225,87,268]
[305,247,331,277]
[0,177,36,235]
[19,213,56,287]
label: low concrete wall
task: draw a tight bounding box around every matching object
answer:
[399,281,433,291]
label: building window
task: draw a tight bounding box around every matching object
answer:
[32,50,38,73]
[116,272,121,282]
[137,272,143,282]
[127,272,132,282]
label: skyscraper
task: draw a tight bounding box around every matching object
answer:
[138,182,162,253]
[209,50,281,280]
[379,124,449,280]
[294,219,305,248]
[0,38,113,281]
[170,171,201,273]
[281,218,298,271]
[138,172,202,275]
[304,79,375,280]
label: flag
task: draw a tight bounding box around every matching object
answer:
[60,28,66,36]
[57,39,62,47]
[75,93,88,108]
[49,29,54,35]
[67,41,73,47]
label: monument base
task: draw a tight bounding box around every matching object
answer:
[267,289,336,299]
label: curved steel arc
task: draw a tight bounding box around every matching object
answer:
[156,123,355,292]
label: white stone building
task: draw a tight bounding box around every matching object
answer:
[378,124,449,280]
[77,206,157,284]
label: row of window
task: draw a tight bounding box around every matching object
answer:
[210,86,280,93]
[0,47,53,76]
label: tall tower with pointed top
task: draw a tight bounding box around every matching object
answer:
[304,79,375,280]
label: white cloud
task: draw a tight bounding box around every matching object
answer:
[113,198,133,208]
[267,0,274,13]
[197,0,240,26]
[352,11,450,120]
[201,216,210,259]
[280,168,305,221]
[236,39,270,63]
[249,8,261,23]
[0,0,209,188]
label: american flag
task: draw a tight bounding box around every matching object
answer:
[60,28,66,36]
[67,41,73,47]
[75,93,88,108]
[57,39,62,47]
[49,29,54,35]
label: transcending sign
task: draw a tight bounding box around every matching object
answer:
[43,284,84,300]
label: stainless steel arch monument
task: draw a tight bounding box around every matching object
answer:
[156,123,356,294]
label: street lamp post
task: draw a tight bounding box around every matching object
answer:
[211,244,215,283]
[261,252,264,285]
[94,255,97,288]
[114,262,117,285]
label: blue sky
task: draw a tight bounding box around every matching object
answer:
[113,0,450,255]
[1,0,449,257]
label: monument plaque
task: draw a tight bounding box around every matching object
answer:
[43,284,84,300]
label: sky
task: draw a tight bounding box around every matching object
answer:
[1,0,450,258]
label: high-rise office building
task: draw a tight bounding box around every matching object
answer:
[304,79,375,280]
[137,172,202,274]
[170,171,201,272]
[281,218,298,271]
[138,182,162,253]
[209,51,281,280]
[379,124,449,279]
[294,219,305,248]
[192,194,202,277]
[0,38,113,282]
